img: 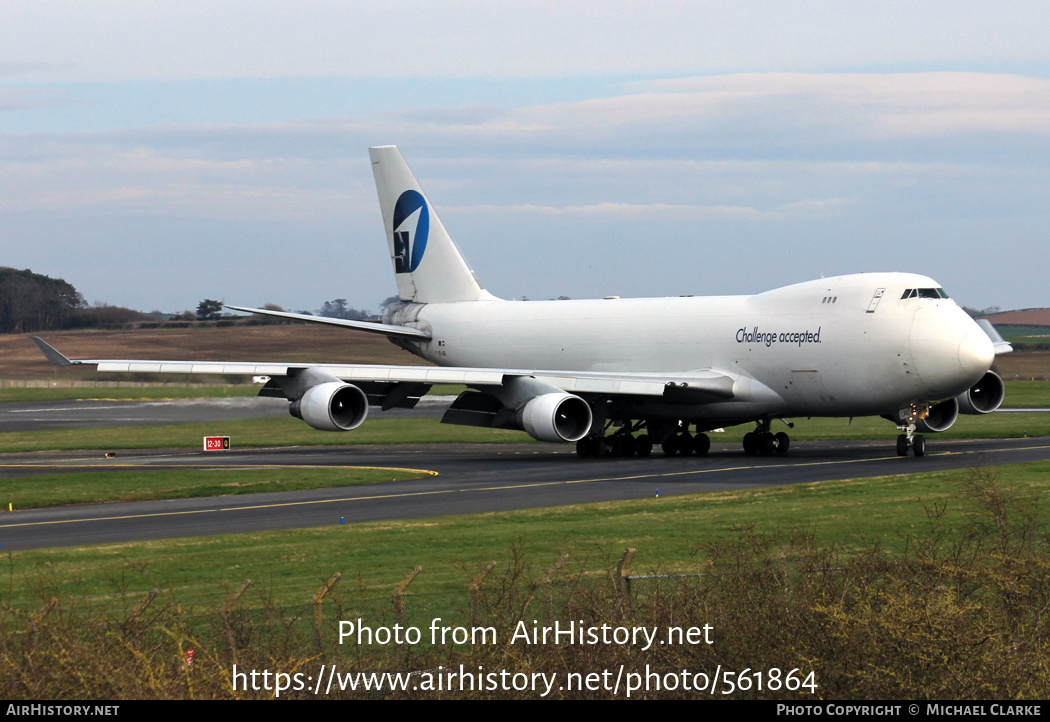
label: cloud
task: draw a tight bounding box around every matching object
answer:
[0,87,83,113]
[1,2,1048,82]
[2,71,1048,311]
[4,72,1047,220]
[631,73,1050,137]
[443,198,851,221]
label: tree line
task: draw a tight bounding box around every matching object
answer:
[0,267,400,334]
[0,268,86,334]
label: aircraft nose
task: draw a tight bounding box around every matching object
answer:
[958,328,994,377]
[910,308,994,396]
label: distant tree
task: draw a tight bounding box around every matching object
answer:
[0,267,84,333]
[70,302,146,328]
[196,299,223,321]
[380,295,401,311]
[962,305,1002,318]
[319,298,371,320]
[262,303,286,312]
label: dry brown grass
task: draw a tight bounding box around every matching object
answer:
[994,352,1050,380]
[984,308,1050,325]
[0,325,432,380]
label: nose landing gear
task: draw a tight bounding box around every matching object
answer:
[895,405,927,457]
[896,426,926,457]
[742,419,791,456]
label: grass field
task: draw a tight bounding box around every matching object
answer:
[3,460,1047,614]
[995,325,1050,339]
[0,385,260,403]
[0,406,1046,456]
[0,325,428,380]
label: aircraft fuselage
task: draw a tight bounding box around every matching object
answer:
[388,271,994,422]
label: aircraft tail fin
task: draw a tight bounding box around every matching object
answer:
[369,146,488,304]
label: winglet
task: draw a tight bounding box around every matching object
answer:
[976,319,1013,355]
[30,336,76,366]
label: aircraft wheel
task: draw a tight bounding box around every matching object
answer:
[743,432,757,456]
[913,434,926,457]
[576,437,593,458]
[619,435,637,457]
[678,432,694,456]
[636,434,653,457]
[693,433,710,457]
[595,438,610,458]
[896,435,908,457]
[759,432,776,455]
[662,435,679,456]
[774,432,790,455]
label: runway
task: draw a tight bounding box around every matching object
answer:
[2,436,1048,551]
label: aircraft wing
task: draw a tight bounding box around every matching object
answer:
[976,319,1013,355]
[29,336,736,403]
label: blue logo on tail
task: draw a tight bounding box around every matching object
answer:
[392,190,429,273]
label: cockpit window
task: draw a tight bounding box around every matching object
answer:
[902,288,949,300]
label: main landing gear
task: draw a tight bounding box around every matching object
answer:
[575,421,711,459]
[742,419,790,457]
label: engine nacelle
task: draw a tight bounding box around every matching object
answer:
[956,370,1005,415]
[290,381,368,431]
[520,392,593,443]
[915,397,959,433]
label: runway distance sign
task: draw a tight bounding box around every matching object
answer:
[203,436,231,451]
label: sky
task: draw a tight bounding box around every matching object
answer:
[1,1,1049,314]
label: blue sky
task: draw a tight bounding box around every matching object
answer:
[2,1,1049,314]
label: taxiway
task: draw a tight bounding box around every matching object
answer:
[2,436,1048,551]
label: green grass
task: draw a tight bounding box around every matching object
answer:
[0,417,530,453]
[0,385,259,403]
[2,460,1047,612]
[995,325,1050,339]
[1003,380,1050,407]
[767,410,1050,440]
[0,467,432,510]
[1,409,1045,455]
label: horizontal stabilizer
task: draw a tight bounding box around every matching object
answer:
[225,305,432,340]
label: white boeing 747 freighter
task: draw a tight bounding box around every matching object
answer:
[33,146,1011,458]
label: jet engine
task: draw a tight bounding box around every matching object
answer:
[519,392,593,443]
[290,381,369,431]
[956,370,1005,415]
[915,397,959,433]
